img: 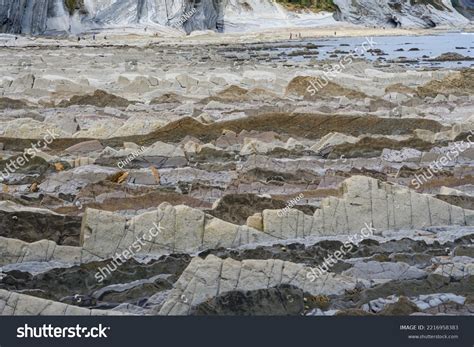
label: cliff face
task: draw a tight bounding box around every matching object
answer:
[89,0,225,33]
[452,0,474,19]
[0,0,241,34]
[0,0,471,35]
[333,0,470,28]
[0,0,52,34]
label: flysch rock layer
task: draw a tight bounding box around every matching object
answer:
[333,0,470,28]
[0,31,472,316]
[0,201,81,246]
[80,202,277,260]
[0,236,85,267]
[262,176,474,237]
[68,176,474,262]
[2,176,472,268]
[158,255,364,315]
[0,289,122,315]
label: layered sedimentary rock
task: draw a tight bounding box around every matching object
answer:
[0,0,52,34]
[158,250,473,315]
[0,0,324,35]
[262,176,474,237]
[452,0,474,19]
[159,255,363,315]
[0,289,121,315]
[0,32,472,316]
[73,176,474,261]
[2,0,471,35]
[80,203,277,259]
[0,201,81,245]
[333,0,470,28]
[0,237,83,266]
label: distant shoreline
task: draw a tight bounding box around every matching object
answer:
[1,25,472,48]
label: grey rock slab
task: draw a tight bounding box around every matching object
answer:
[159,255,365,315]
[0,289,122,316]
[342,261,427,281]
[262,176,474,238]
[80,203,279,259]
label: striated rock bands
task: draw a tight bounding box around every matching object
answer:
[0,30,472,316]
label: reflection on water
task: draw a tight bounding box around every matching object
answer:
[280,32,474,69]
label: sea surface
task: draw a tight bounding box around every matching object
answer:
[253,32,474,69]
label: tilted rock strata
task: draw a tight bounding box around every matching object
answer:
[333,0,469,28]
[0,236,93,267]
[262,176,474,238]
[159,255,363,315]
[0,33,472,316]
[0,201,81,246]
[0,289,121,315]
[80,203,277,260]
[0,0,471,37]
[76,176,474,261]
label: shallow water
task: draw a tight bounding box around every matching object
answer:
[274,32,474,69]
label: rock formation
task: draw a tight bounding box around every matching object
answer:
[333,0,470,28]
[1,0,471,35]
[0,28,472,316]
[0,289,122,315]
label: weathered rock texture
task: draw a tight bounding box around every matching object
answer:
[0,201,81,245]
[333,0,470,28]
[0,289,121,315]
[159,255,361,315]
[262,176,474,237]
[0,32,472,316]
[452,0,474,19]
[80,203,277,260]
[1,0,472,36]
[73,176,474,261]
[0,0,323,35]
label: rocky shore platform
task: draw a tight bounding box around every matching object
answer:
[0,34,472,315]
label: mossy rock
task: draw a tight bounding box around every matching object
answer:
[64,0,87,15]
[305,294,331,310]
[275,0,336,12]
